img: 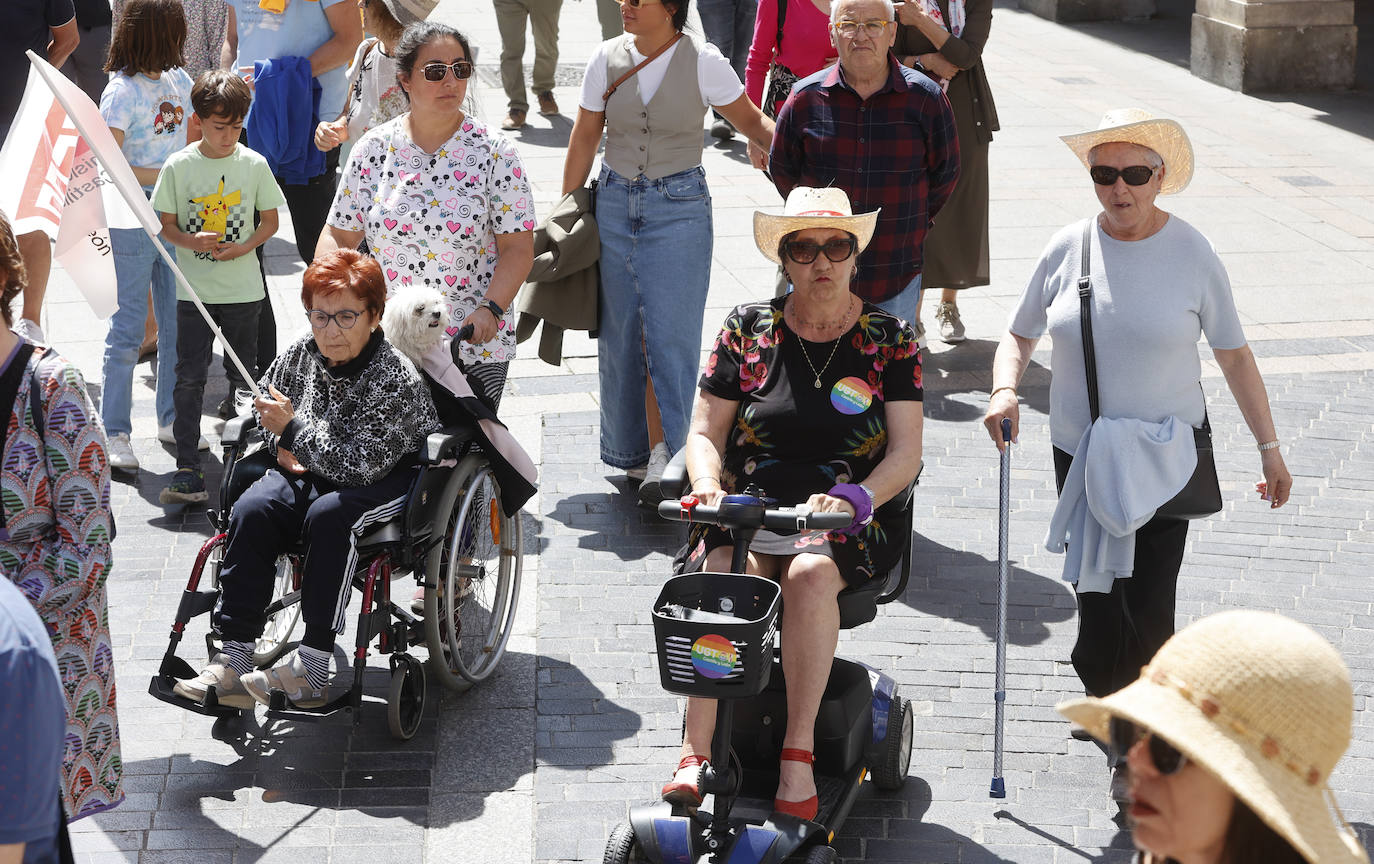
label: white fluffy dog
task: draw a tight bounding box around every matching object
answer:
[383,284,449,365]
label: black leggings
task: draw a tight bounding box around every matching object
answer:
[1053,448,1189,700]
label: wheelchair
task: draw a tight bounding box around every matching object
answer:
[604,454,917,864]
[148,413,524,740]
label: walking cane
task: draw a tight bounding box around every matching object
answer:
[990,417,1012,799]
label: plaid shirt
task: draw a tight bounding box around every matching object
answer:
[769,54,960,303]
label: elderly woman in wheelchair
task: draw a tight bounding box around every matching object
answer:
[664,188,924,821]
[174,249,441,710]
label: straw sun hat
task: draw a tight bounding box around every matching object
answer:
[1058,610,1368,864]
[753,187,880,265]
[377,0,439,26]
[1061,107,1195,196]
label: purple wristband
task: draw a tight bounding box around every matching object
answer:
[827,483,873,534]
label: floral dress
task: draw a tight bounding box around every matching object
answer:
[688,299,922,585]
[328,114,535,367]
[1,342,119,819]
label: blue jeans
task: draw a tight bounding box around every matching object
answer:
[878,273,922,327]
[697,0,758,78]
[101,227,178,436]
[596,165,712,468]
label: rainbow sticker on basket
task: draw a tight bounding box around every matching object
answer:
[831,376,873,415]
[691,634,737,679]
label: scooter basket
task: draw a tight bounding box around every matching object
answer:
[652,572,780,698]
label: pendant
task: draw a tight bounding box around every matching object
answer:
[814,378,822,389]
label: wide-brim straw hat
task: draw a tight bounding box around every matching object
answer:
[1061,107,1194,195]
[753,187,879,265]
[378,0,439,26]
[1058,610,1367,864]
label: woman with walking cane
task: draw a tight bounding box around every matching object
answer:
[982,109,1292,811]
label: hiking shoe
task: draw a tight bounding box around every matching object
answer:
[107,433,139,472]
[935,301,965,343]
[637,442,673,506]
[160,468,208,505]
[173,653,255,709]
[501,109,527,130]
[158,423,210,451]
[537,91,559,116]
[241,650,330,709]
[710,118,735,140]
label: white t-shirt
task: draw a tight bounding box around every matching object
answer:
[578,35,744,112]
[1009,215,1247,454]
[99,69,194,189]
[341,37,405,141]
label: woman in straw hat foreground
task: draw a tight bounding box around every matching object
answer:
[983,109,1293,805]
[1058,610,1369,864]
[662,186,923,820]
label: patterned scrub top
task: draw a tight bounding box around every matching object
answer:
[1,342,119,820]
[328,114,536,366]
[690,299,923,585]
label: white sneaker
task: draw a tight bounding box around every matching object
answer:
[172,654,255,709]
[637,442,673,506]
[106,433,139,472]
[241,650,330,709]
[935,301,966,343]
[158,423,211,451]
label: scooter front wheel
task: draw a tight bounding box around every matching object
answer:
[603,821,644,864]
[802,844,838,864]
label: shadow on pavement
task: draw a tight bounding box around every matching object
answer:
[849,774,1021,861]
[543,487,687,562]
[900,532,1075,646]
[922,336,1050,423]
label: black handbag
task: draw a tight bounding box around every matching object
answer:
[1077,220,1222,520]
[761,0,799,120]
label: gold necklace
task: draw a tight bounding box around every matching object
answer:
[787,295,852,388]
[795,328,842,389]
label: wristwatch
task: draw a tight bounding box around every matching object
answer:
[480,298,505,319]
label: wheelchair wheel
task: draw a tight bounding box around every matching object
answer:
[603,821,644,864]
[206,542,302,668]
[387,653,427,741]
[871,697,913,790]
[423,454,522,692]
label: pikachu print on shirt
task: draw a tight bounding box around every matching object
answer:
[187,177,246,261]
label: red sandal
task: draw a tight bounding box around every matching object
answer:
[773,748,819,821]
[661,754,708,807]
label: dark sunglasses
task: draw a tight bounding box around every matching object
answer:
[1109,717,1188,775]
[784,237,857,265]
[1090,165,1156,186]
[422,61,474,82]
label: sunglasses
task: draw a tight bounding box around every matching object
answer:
[614,0,663,6]
[306,309,363,330]
[421,61,474,82]
[784,237,857,265]
[1090,165,1156,186]
[1109,717,1189,775]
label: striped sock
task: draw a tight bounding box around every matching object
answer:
[296,645,331,690]
[220,641,254,676]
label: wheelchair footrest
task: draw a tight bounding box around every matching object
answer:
[263,689,368,723]
[148,674,246,719]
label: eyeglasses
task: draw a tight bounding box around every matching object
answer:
[421,61,474,82]
[614,0,663,6]
[832,19,893,38]
[306,309,363,330]
[1090,165,1156,186]
[1109,717,1189,775]
[784,237,857,265]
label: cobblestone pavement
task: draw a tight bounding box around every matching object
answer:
[52,0,1374,861]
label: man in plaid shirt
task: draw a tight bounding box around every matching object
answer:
[767,0,959,323]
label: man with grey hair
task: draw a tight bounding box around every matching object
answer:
[765,0,959,335]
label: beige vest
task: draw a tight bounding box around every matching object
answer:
[603,36,706,180]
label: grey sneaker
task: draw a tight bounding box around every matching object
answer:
[158,423,210,451]
[637,442,673,506]
[625,463,649,482]
[107,433,139,472]
[935,301,966,343]
[173,654,256,709]
[241,650,330,709]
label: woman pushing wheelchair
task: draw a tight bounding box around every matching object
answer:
[174,249,440,710]
[667,188,923,820]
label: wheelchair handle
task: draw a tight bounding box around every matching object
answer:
[455,323,475,342]
[657,497,854,532]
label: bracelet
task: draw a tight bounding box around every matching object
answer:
[1257,440,1280,452]
[990,386,1017,399]
[690,476,720,489]
[480,298,505,318]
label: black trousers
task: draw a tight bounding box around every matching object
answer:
[1053,447,1190,699]
[215,461,416,651]
[174,301,259,468]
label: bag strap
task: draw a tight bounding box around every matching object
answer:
[603,32,684,103]
[775,0,788,54]
[29,345,46,439]
[1078,218,1100,423]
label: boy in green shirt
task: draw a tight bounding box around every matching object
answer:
[153,70,285,504]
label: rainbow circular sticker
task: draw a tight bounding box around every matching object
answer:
[830,376,873,415]
[691,634,737,679]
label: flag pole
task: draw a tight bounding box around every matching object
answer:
[26,51,263,400]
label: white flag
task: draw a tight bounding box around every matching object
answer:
[0,57,161,319]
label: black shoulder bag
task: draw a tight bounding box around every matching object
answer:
[1078,219,1222,520]
[762,0,800,119]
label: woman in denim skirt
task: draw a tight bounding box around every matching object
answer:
[562,0,774,504]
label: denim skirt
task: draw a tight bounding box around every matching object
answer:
[595,164,712,468]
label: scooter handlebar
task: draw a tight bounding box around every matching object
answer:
[657,498,855,532]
